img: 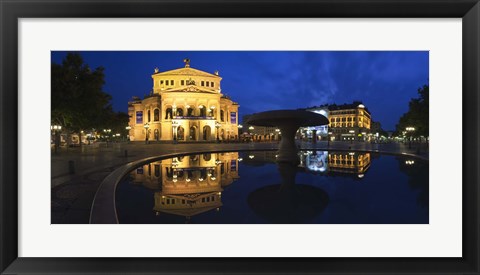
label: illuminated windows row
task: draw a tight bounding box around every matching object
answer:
[200,81,214,87]
[160,80,174,86]
[201,196,216,203]
[159,79,215,88]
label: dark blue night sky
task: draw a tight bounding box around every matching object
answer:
[51,51,428,130]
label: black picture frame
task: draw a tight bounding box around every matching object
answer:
[1,0,479,274]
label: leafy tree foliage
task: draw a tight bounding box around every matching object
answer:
[395,85,429,137]
[51,53,128,141]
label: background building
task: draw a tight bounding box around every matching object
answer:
[241,114,279,142]
[328,101,371,141]
[299,106,330,141]
[298,101,372,142]
[128,59,239,142]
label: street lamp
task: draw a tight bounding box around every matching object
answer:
[215,121,221,142]
[249,126,255,142]
[405,127,415,149]
[144,123,150,144]
[125,125,131,142]
[51,125,62,154]
[237,124,243,142]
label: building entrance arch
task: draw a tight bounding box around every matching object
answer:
[154,129,159,141]
[203,125,211,141]
[189,126,197,141]
[177,126,185,141]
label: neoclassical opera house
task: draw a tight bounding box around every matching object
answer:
[128,59,240,142]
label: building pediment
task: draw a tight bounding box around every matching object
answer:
[153,67,221,79]
[164,85,218,94]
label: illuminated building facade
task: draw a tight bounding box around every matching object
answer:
[298,101,371,141]
[128,59,239,142]
[129,152,240,218]
[328,101,371,141]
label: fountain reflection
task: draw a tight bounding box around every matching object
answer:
[247,160,330,223]
[129,152,239,219]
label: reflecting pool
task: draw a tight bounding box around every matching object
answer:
[116,150,428,224]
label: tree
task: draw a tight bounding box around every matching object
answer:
[51,53,127,147]
[395,85,429,138]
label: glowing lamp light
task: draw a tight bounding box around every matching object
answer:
[405,160,415,165]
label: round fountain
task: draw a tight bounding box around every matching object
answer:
[245,109,329,164]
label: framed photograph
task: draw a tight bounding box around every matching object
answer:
[1,0,479,274]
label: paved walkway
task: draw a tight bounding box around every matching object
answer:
[51,141,428,223]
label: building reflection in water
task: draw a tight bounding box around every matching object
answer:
[243,150,371,177]
[129,152,240,219]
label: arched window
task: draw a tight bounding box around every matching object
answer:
[203,154,211,161]
[189,126,196,141]
[187,107,194,116]
[165,108,172,119]
[199,106,206,117]
[202,125,211,140]
[154,109,160,121]
[176,108,184,116]
[166,167,173,180]
[177,126,185,141]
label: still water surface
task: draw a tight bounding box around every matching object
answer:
[116,150,428,224]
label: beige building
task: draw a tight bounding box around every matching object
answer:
[328,101,371,141]
[129,152,240,218]
[128,59,240,142]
